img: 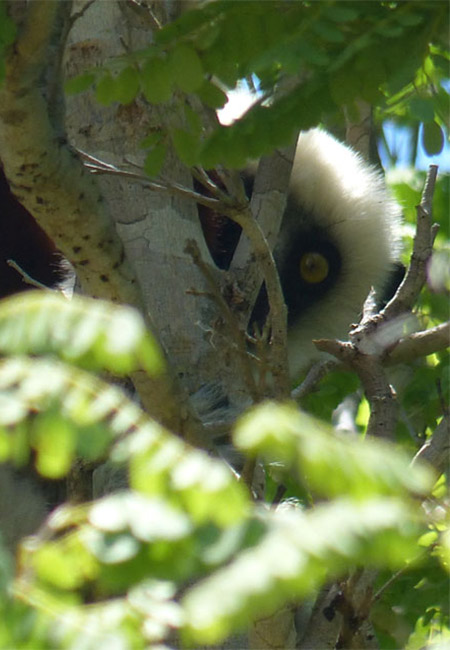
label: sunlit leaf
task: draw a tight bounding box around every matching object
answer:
[33,534,98,591]
[0,357,144,467]
[182,498,420,645]
[115,425,249,526]
[89,493,192,542]
[234,403,434,499]
[0,292,164,375]
[31,411,76,478]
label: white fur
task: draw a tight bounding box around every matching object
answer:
[285,129,402,378]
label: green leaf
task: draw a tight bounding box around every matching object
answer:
[140,131,163,149]
[0,357,145,467]
[171,129,200,166]
[181,498,420,645]
[184,103,202,134]
[294,39,330,67]
[89,493,192,542]
[0,292,164,376]
[394,12,423,27]
[95,75,116,106]
[325,5,359,22]
[422,121,444,155]
[234,403,434,500]
[170,44,204,93]
[114,66,140,105]
[33,534,98,590]
[115,425,249,527]
[65,73,96,96]
[410,98,436,123]
[329,66,360,105]
[375,23,404,38]
[312,20,345,43]
[197,80,228,109]
[372,554,450,647]
[143,142,167,177]
[440,529,450,572]
[31,411,76,478]
[301,370,359,421]
[140,57,172,104]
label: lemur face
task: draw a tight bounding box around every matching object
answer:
[198,128,402,378]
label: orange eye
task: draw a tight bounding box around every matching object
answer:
[299,252,329,284]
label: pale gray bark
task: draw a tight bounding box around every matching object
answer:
[65,0,252,410]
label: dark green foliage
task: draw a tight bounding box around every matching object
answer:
[422,120,445,155]
[301,369,360,421]
[373,554,450,649]
[55,1,448,172]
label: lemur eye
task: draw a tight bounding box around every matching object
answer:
[299,252,329,284]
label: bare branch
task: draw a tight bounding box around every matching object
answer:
[412,415,450,475]
[336,569,379,650]
[350,165,438,360]
[315,167,441,442]
[68,0,96,28]
[386,321,450,364]
[231,144,297,309]
[315,339,397,440]
[381,165,438,321]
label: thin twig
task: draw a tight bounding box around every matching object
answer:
[78,149,231,212]
[228,205,290,396]
[7,260,52,291]
[351,165,439,351]
[292,359,339,401]
[68,0,96,29]
[372,560,420,605]
[77,147,291,395]
[380,164,439,321]
[184,239,259,402]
